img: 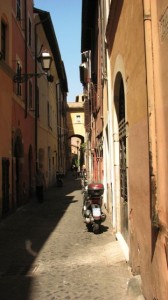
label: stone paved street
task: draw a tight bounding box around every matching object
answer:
[0,172,141,300]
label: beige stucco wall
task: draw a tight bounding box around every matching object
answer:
[149,2,168,299]
[67,102,86,168]
[107,1,153,299]
[67,102,85,138]
[153,2,168,227]
[35,16,59,186]
[107,1,168,299]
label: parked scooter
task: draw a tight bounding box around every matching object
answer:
[82,182,106,234]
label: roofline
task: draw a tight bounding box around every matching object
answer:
[81,0,97,53]
[34,7,68,93]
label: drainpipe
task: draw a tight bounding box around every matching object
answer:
[24,0,28,118]
[34,22,38,171]
[34,15,49,171]
[143,0,158,226]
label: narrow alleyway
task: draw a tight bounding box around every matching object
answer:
[0,172,141,300]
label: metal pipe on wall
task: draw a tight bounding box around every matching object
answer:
[24,0,28,118]
[142,0,158,226]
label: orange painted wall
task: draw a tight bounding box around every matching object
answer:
[106,1,168,299]
[11,0,35,205]
[0,1,13,213]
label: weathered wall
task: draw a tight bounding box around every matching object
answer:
[107,0,152,299]
[0,1,13,213]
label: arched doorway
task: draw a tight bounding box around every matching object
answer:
[114,72,128,243]
[2,158,10,215]
[68,134,85,172]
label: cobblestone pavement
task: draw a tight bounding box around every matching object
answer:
[0,172,142,300]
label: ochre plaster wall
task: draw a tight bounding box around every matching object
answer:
[107,1,154,299]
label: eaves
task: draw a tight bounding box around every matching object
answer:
[106,0,124,54]
[34,7,68,93]
[81,0,98,52]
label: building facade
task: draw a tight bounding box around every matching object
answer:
[0,0,13,215]
[67,95,85,171]
[81,0,168,299]
[80,2,104,183]
[0,0,68,218]
[34,7,68,183]
[12,0,36,207]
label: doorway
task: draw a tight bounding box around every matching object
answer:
[2,158,10,215]
[28,145,33,197]
[114,73,128,243]
[13,133,23,207]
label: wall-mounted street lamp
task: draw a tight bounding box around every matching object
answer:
[13,49,53,83]
[13,48,53,172]
[38,50,52,72]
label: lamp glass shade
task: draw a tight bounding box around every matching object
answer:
[40,50,52,71]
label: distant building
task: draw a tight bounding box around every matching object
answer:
[67,95,85,171]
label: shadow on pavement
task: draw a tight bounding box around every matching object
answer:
[0,172,81,300]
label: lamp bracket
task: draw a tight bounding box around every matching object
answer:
[13,72,46,83]
[13,73,54,83]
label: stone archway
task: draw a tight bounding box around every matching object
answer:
[68,134,85,171]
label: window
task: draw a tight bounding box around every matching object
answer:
[36,86,39,118]
[16,62,22,96]
[48,147,51,174]
[47,102,52,129]
[28,81,33,109]
[28,18,32,47]
[16,0,21,20]
[76,115,81,123]
[1,21,6,60]
[47,102,50,126]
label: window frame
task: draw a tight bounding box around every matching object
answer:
[1,20,6,60]
[28,17,32,47]
[16,61,22,96]
[16,0,21,21]
[47,101,52,129]
[28,80,33,109]
[76,115,81,123]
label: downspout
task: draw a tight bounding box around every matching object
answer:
[34,22,38,171]
[34,14,49,171]
[56,83,61,171]
[143,0,158,226]
[24,0,28,118]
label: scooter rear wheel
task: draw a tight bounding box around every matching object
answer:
[92,222,100,234]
